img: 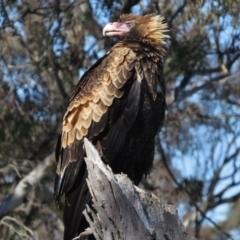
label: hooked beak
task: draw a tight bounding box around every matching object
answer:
[102,22,130,37]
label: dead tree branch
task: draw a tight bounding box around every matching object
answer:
[81,138,196,240]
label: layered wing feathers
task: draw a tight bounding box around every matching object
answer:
[62,48,136,145]
[55,47,137,200]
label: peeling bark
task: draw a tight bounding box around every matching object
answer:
[81,138,196,240]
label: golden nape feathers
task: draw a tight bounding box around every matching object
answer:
[118,14,170,48]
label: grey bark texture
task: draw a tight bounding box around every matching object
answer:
[81,138,196,240]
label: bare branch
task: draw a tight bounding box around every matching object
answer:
[0,153,55,218]
[156,136,235,240]
[0,164,22,178]
[0,216,36,240]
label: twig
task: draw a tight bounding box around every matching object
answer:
[0,216,35,240]
[0,164,22,178]
[156,136,234,240]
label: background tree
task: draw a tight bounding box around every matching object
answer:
[0,0,239,239]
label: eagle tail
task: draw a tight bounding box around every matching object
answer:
[55,136,92,240]
[63,165,92,240]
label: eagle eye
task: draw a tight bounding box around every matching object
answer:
[125,21,135,29]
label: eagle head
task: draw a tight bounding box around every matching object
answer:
[102,14,169,48]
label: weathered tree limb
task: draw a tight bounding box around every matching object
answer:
[0,153,55,218]
[81,138,196,240]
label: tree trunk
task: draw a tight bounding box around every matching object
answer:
[81,138,196,240]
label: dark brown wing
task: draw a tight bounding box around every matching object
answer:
[54,46,141,239]
[55,47,137,199]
